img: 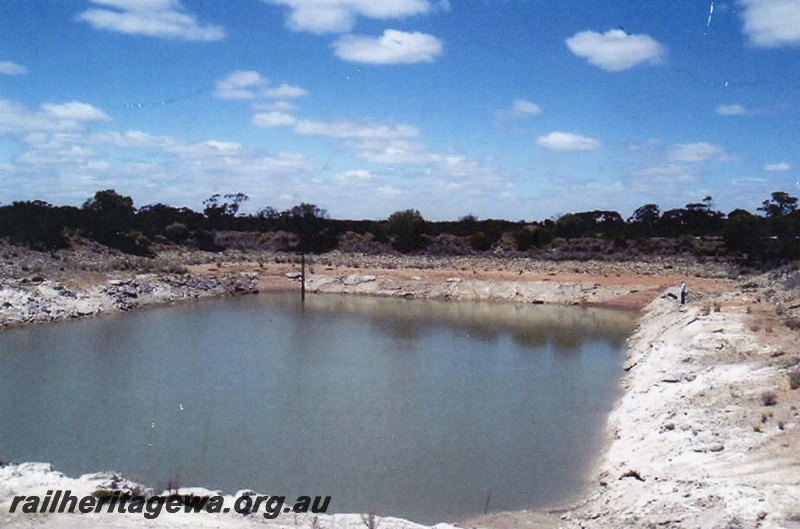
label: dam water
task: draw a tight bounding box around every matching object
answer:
[0,293,634,523]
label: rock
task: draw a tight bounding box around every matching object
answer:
[619,469,645,481]
[341,274,376,285]
[693,443,724,453]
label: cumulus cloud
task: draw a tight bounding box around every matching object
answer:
[632,163,696,182]
[764,161,791,171]
[262,84,309,98]
[536,132,601,151]
[565,29,665,71]
[76,0,225,41]
[252,101,297,113]
[253,111,298,128]
[358,139,434,164]
[292,119,420,140]
[0,60,27,75]
[251,110,429,161]
[215,71,307,100]
[716,103,749,116]
[332,29,443,64]
[0,98,111,134]
[666,142,730,162]
[262,0,438,33]
[41,102,111,122]
[512,99,541,116]
[497,99,542,119]
[740,0,800,47]
[334,169,378,184]
[215,70,262,99]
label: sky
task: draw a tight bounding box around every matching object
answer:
[1,0,799,221]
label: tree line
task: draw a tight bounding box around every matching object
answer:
[0,189,797,266]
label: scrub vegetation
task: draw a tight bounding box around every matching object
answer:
[0,189,798,269]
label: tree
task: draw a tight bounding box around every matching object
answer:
[283,203,331,253]
[386,209,427,253]
[758,191,798,218]
[83,189,135,235]
[628,204,661,237]
[684,199,724,235]
[82,190,151,256]
[0,201,70,250]
[723,210,764,257]
[554,213,584,238]
[203,193,249,229]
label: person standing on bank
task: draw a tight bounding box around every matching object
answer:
[680,282,687,305]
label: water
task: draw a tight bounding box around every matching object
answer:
[0,293,634,523]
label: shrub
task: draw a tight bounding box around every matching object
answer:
[760,390,777,406]
[164,222,190,243]
[514,228,534,251]
[385,209,427,253]
[468,232,492,252]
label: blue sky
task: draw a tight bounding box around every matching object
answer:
[1,0,799,220]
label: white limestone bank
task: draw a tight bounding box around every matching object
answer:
[0,273,259,329]
[559,296,800,529]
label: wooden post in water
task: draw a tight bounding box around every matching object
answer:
[300,252,306,302]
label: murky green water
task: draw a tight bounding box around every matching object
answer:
[0,293,634,523]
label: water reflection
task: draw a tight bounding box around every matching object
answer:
[303,293,634,352]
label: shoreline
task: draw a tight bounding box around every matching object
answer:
[1,250,798,528]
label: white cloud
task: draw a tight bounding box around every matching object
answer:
[0,98,111,134]
[764,161,791,171]
[497,99,542,119]
[262,84,308,98]
[565,29,665,71]
[76,0,225,41]
[666,142,730,162]
[253,111,298,128]
[88,129,172,149]
[263,0,437,33]
[252,101,297,112]
[167,140,243,159]
[41,102,111,122]
[332,29,443,64]
[512,99,541,116]
[358,138,434,164]
[292,119,420,140]
[250,111,430,163]
[536,132,601,151]
[716,103,749,116]
[0,95,328,210]
[0,60,27,75]
[625,137,663,151]
[632,163,696,182]
[740,0,800,47]
[215,70,263,99]
[334,169,378,184]
[215,71,307,100]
